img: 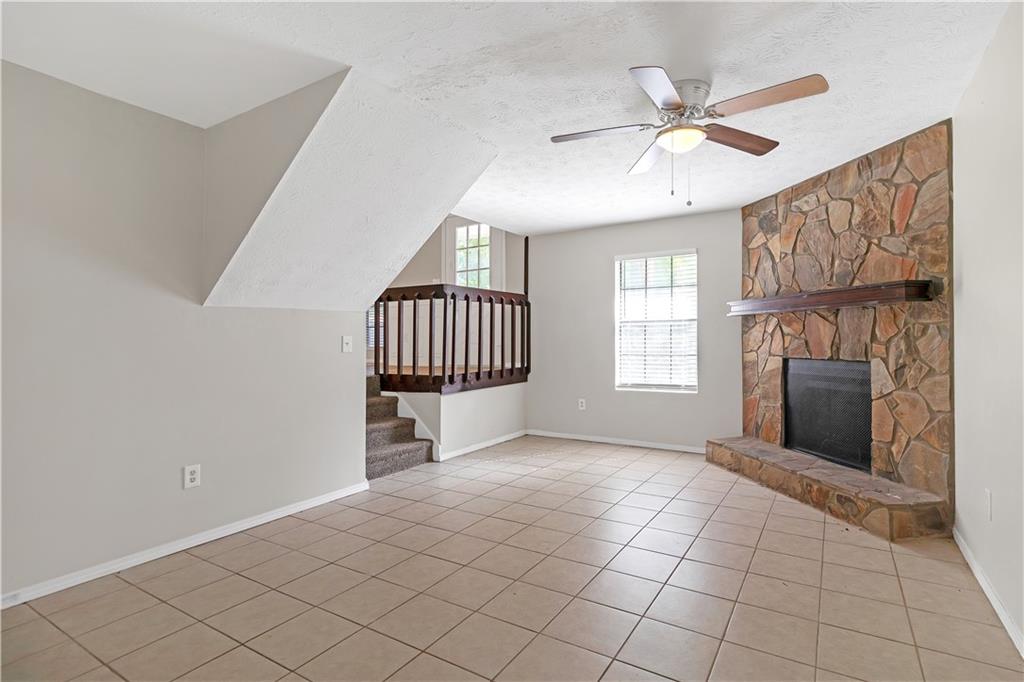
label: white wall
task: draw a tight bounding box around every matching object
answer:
[1,62,368,597]
[390,384,527,460]
[951,4,1024,653]
[526,211,742,450]
[439,383,527,458]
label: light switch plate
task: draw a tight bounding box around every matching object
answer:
[342,336,353,353]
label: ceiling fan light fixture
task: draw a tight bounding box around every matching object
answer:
[655,125,707,154]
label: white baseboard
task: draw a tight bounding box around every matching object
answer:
[953,527,1024,658]
[525,429,705,454]
[1,480,369,609]
[438,430,527,461]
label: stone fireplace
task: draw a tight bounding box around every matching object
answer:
[708,120,954,539]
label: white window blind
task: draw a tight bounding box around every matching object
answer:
[366,308,376,347]
[615,251,698,391]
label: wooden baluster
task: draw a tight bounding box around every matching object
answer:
[383,297,390,378]
[520,299,526,374]
[450,293,458,383]
[412,295,420,378]
[373,300,380,377]
[489,297,495,378]
[397,297,404,378]
[477,295,483,381]
[442,294,449,385]
[524,236,529,296]
[429,296,435,380]
[500,298,506,378]
[510,300,517,374]
[524,237,530,377]
[526,300,532,375]
[463,295,470,383]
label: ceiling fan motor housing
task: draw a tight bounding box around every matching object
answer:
[673,79,711,108]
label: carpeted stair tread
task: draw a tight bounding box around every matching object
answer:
[366,395,399,420]
[365,416,416,432]
[366,439,432,478]
[366,438,433,461]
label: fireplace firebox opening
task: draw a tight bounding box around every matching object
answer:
[783,358,872,472]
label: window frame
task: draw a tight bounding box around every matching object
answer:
[613,248,699,394]
[441,218,505,290]
[454,223,492,288]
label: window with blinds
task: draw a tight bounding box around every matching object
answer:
[366,308,376,347]
[615,251,698,392]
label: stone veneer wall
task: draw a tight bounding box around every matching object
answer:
[740,120,953,503]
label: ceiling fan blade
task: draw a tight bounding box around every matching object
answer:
[629,66,684,111]
[705,124,779,156]
[550,124,652,143]
[708,74,829,118]
[627,140,665,175]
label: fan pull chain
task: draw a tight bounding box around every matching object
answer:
[686,158,692,207]
[670,149,675,196]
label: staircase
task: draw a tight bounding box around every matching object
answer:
[365,376,433,479]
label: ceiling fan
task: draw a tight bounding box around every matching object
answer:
[551,67,829,175]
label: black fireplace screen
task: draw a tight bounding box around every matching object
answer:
[783,358,872,472]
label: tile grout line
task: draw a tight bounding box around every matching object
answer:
[0,473,862,678]
[6,438,1017,681]
[693,475,754,681]
[481,448,701,680]
[814,494,827,674]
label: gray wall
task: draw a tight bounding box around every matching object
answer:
[526,210,743,449]
[389,218,526,291]
[390,227,443,287]
[505,231,526,295]
[2,62,367,594]
[951,4,1023,649]
[203,71,348,299]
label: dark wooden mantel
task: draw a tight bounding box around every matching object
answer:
[726,280,933,317]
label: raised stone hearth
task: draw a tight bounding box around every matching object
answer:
[708,437,950,540]
[720,120,955,537]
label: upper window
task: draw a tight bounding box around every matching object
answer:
[456,223,490,288]
[615,251,698,392]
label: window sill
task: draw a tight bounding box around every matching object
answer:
[615,386,698,395]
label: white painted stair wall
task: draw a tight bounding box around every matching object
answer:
[386,384,528,461]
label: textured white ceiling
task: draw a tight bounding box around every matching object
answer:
[3,2,1008,233]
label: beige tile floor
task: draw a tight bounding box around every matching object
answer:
[3,436,1022,682]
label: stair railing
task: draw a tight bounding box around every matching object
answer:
[372,283,530,394]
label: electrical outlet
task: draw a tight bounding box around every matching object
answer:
[985,488,992,521]
[342,336,353,353]
[578,398,586,411]
[183,464,201,489]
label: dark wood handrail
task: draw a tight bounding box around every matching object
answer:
[380,283,529,306]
